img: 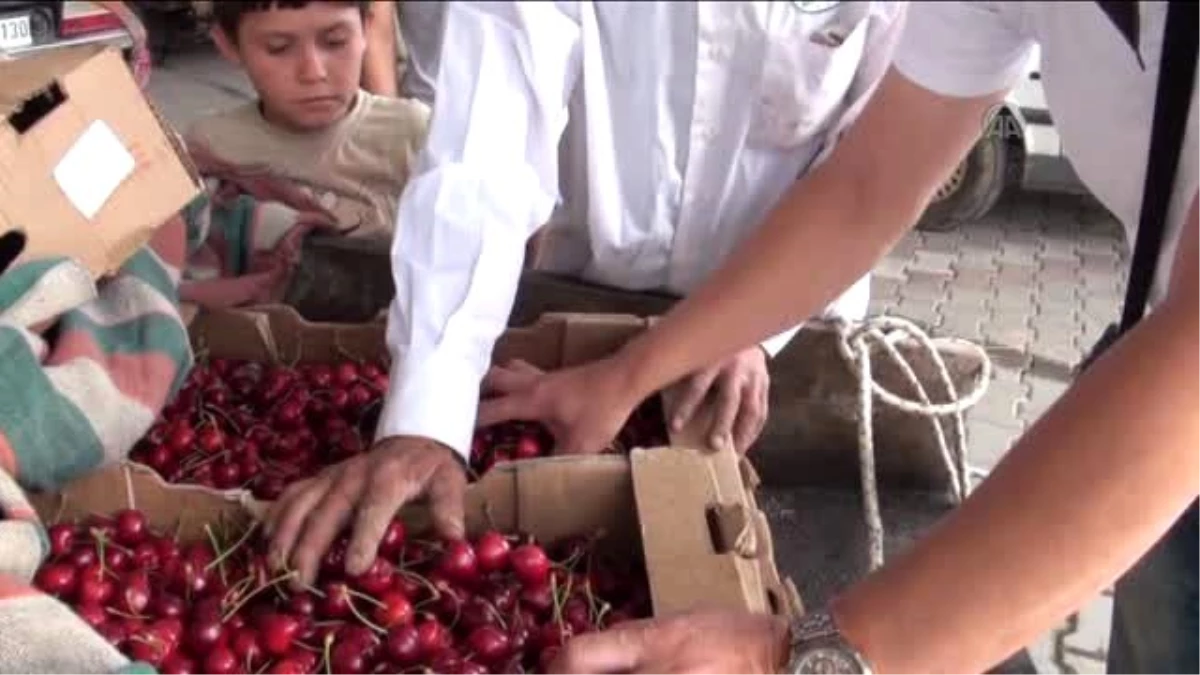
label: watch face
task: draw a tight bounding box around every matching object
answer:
[794,646,860,674]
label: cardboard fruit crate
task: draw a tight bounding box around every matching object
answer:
[32,304,800,619]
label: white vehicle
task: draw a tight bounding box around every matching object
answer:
[919,47,1089,231]
[0,1,133,58]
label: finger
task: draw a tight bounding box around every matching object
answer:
[426,463,467,540]
[477,393,537,428]
[708,379,741,453]
[550,622,655,674]
[291,466,366,585]
[505,359,545,376]
[345,466,425,575]
[669,368,719,433]
[732,383,765,455]
[267,478,331,573]
[481,364,540,397]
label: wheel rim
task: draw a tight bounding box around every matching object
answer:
[934,161,968,202]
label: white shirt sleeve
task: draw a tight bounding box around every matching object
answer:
[891,2,1037,99]
[377,2,583,458]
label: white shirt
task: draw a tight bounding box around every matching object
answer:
[380,1,907,457]
[894,1,1198,307]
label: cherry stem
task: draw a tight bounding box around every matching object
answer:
[323,634,335,675]
[204,524,230,587]
[221,570,297,623]
[207,521,259,574]
[397,569,441,601]
[345,594,387,635]
[205,404,241,434]
[105,607,147,621]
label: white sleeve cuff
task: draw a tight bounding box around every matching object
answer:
[375,349,484,460]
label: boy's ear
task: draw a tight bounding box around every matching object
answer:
[210,25,242,65]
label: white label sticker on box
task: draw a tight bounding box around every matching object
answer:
[53,120,136,220]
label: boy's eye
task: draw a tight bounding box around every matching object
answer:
[265,41,291,55]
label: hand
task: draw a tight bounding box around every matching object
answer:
[549,609,790,674]
[264,436,467,587]
[666,346,770,454]
[477,356,641,455]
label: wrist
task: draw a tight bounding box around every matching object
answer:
[612,334,673,404]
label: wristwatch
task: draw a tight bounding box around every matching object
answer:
[785,610,874,674]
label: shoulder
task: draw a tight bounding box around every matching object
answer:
[184,102,263,151]
[892,1,1037,99]
[355,93,432,148]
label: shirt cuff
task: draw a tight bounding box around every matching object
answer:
[375,348,484,460]
[760,324,803,359]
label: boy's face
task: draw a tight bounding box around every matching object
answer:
[216,3,366,132]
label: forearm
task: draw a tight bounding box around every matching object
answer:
[831,294,1199,674]
[362,1,399,97]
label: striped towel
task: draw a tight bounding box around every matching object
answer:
[178,139,342,310]
[0,211,193,672]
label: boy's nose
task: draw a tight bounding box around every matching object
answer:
[297,46,328,82]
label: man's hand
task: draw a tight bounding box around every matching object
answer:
[666,346,770,454]
[549,609,790,674]
[264,436,467,587]
[477,356,641,454]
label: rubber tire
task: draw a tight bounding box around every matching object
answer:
[916,130,1009,232]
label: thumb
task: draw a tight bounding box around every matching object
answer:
[668,370,717,433]
[550,624,653,674]
[477,392,537,429]
[482,364,540,397]
[426,464,467,540]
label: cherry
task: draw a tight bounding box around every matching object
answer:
[510,544,551,588]
[467,625,512,666]
[231,627,266,670]
[76,565,114,605]
[372,590,414,628]
[459,660,489,675]
[334,362,359,386]
[437,540,479,585]
[76,602,107,628]
[351,558,394,595]
[67,546,97,568]
[475,531,511,574]
[160,654,197,675]
[167,423,196,454]
[385,624,421,665]
[127,627,173,667]
[103,546,130,573]
[47,524,75,557]
[197,427,225,454]
[416,618,452,658]
[118,570,152,615]
[331,640,368,674]
[319,582,353,619]
[306,364,334,388]
[285,594,316,618]
[267,658,306,675]
[258,613,301,656]
[34,563,76,597]
[186,615,225,653]
[515,434,542,460]
[378,519,406,559]
[211,460,242,489]
[348,384,374,408]
[204,645,239,675]
[132,541,160,569]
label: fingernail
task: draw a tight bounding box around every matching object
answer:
[672,417,683,431]
[346,551,369,575]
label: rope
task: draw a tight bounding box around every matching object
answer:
[831,315,992,571]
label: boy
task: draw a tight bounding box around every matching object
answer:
[181,1,429,307]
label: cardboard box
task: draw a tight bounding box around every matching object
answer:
[0,45,201,276]
[32,305,802,620]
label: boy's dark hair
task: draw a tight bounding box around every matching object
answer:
[213,1,371,39]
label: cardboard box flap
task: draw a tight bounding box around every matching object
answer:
[30,463,251,542]
[631,446,768,616]
[188,305,388,365]
[0,47,202,277]
[512,455,636,545]
[0,46,98,114]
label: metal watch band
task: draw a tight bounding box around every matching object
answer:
[785,610,873,675]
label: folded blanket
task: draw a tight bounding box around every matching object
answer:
[178,140,341,310]
[0,212,194,673]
